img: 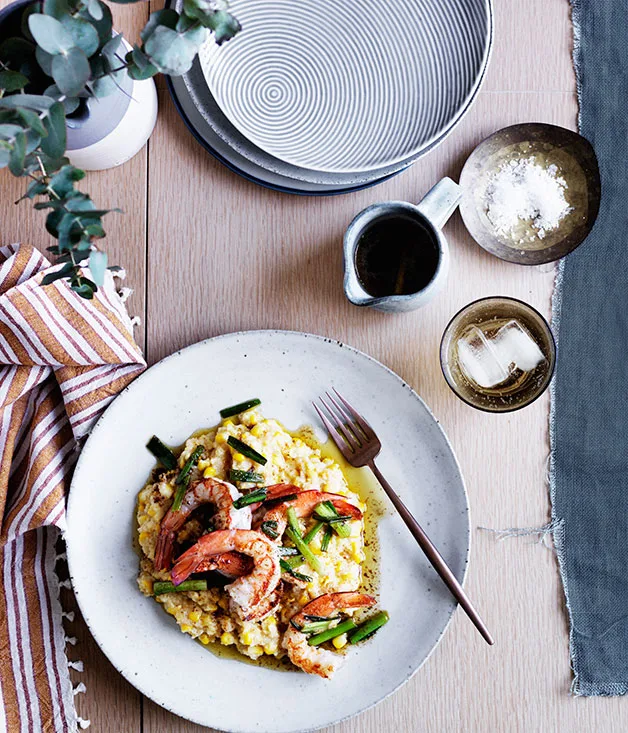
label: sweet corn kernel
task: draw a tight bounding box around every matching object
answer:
[159,483,174,499]
[249,645,263,657]
[220,632,235,645]
[233,452,245,462]
[166,606,177,615]
[197,458,210,471]
[241,631,253,645]
[203,466,217,478]
[180,624,193,633]
[332,634,347,649]
[222,418,234,426]
[263,644,275,655]
[189,610,201,623]
[248,413,259,425]
[265,615,277,628]
[251,425,262,437]
[199,634,210,645]
[138,531,149,543]
[216,433,227,444]
[201,613,213,624]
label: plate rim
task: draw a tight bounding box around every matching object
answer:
[199,0,494,174]
[164,0,493,194]
[66,329,471,732]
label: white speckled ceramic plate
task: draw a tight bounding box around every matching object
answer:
[66,331,469,732]
[199,0,491,173]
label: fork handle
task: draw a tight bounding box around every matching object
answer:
[368,461,494,645]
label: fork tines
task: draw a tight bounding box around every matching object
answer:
[313,389,375,455]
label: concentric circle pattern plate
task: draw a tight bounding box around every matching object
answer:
[66,331,469,732]
[200,0,491,173]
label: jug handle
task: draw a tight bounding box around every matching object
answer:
[416,177,462,230]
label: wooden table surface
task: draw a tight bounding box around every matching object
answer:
[2,0,626,731]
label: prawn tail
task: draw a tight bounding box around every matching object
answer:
[170,547,204,585]
[153,531,174,571]
[331,498,363,520]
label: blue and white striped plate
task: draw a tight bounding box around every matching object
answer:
[200,0,491,174]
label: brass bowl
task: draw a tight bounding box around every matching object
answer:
[459,123,601,265]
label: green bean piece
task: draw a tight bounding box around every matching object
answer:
[146,436,177,470]
[219,399,261,418]
[348,611,390,644]
[285,527,323,574]
[261,520,279,539]
[229,469,264,483]
[308,619,357,646]
[279,558,313,582]
[174,446,204,485]
[233,488,267,509]
[171,474,190,513]
[227,436,267,465]
[321,525,333,551]
[303,520,325,545]
[153,580,207,596]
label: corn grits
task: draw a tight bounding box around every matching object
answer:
[137,408,366,662]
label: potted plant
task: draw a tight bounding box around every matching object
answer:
[0,0,239,298]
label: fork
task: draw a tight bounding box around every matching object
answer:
[313,389,494,646]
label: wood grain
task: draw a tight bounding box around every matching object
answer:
[3,0,626,730]
[0,1,148,730]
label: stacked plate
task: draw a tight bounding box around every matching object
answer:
[167,0,493,195]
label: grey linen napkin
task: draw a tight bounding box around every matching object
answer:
[551,0,628,696]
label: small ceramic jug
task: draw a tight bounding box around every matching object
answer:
[343,177,461,312]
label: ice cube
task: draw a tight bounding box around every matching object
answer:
[457,326,510,389]
[492,320,545,372]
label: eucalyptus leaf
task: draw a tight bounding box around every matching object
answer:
[0,123,24,141]
[64,193,95,212]
[71,280,96,299]
[61,16,99,57]
[9,131,26,176]
[27,151,69,174]
[16,108,47,136]
[52,48,90,96]
[25,179,49,198]
[24,129,42,155]
[84,223,105,238]
[28,14,74,55]
[144,25,206,75]
[45,208,64,237]
[126,46,158,80]
[21,4,37,42]
[0,94,53,112]
[208,10,241,44]
[44,84,80,115]
[102,34,123,65]
[141,9,179,43]
[35,46,54,76]
[89,2,113,48]
[176,14,197,33]
[90,72,120,98]
[85,0,104,21]
[0,70,29,92]
[40,101,66,158]
[57,211,81,249]
[41,262,76,285]
[0,140,11,168]
[89,250,107,286]
[43,0,71,20]
[49,164,85,197]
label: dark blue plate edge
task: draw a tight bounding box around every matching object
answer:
[164,74,408,197]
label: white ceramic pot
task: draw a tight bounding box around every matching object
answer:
[66,39,158,171]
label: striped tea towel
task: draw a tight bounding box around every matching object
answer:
[0,243,146,731]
